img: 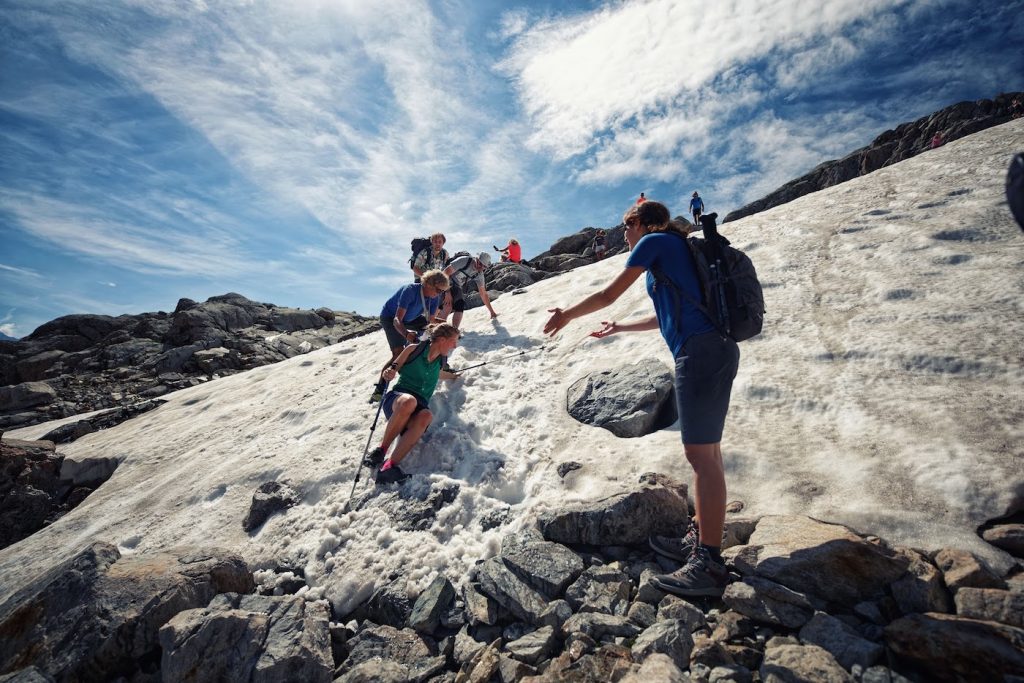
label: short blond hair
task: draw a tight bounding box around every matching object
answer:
[421,269,450,291]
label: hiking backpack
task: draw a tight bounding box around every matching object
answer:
[650,213,765,343]
[409,237,431,268]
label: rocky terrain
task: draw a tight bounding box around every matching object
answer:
[1,114,1021,682]
[1,473,1021,682]
[724,91,1024,223]
[0,293,378,431]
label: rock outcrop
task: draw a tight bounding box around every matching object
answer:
[724,91,1023,222]
[0,293,378,430]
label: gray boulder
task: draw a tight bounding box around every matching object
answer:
[475,556,548,623]
[724,515,908,607]
[954,587,1024,628]
[242,481,299,532]
[500,535,584,599]
[620,653,687,683]
[760,639,852,683]
[505,625,556,665]
[797,611,883,671]
[337,624,445,682]
[564,565,632,616]
[561,612,642,640]
[0,382,56,412]
[538,474,690,545]
[408,575,455,634]
[889,546,952,614]
[722,576,817,629]
[933,548,1006,591]
[885,612,1024,683]
[981,523,1024,557]
[566,359,675,437]
[0,543,253,681]
[657,594,708,632]
[159,593,333,683]
[631,619,694,670]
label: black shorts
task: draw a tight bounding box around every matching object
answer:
[382,389,429,420]
[674,332,739,444]
[380,314,427,350]
[450,281,467,312]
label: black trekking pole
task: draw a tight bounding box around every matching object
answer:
[344,379,389,512]
[455,345,546,373]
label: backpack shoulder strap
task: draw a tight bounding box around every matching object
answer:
[405,340,430,365]
[648,232,728,338]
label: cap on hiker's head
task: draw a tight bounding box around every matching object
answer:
[477,252,492,268]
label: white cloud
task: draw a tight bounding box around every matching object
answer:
[0,263,43,279]
[501,0,920,169]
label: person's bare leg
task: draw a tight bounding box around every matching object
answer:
[452,311,464,330]
[684,442,725,548]
[378,396,416,452]
[388,410,432,465]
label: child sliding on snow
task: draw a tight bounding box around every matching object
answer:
[364,323,461,485]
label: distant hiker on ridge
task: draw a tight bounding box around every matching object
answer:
[377,270,449,391]
[442,252,498,329]
[689,191,704,227]
[494,239,522,263]
[412,233,449,282]
[544,199,740,599]
[930,132,944,149]
[636,192,646,205]
[592,230,608,260]
[365,322,462,484]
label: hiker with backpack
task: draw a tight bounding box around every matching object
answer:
[592,230,608,260]
[442,252,498,329]
[543,199,747,598]
[411,233,450,281]
[363,322,462,485]
[689,191,704,226]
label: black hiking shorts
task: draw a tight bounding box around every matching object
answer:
[674,332,740,444]
[449,281,467,312]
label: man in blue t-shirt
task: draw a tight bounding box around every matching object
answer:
[689,191,704,227]
[543,200,740,600]
[379,270,449,365]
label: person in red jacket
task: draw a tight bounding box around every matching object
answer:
[494,239,522,263]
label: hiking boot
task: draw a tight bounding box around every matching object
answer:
[649,520,699,562]
[363,447,386,468]
[375,464,410,486]
[649,546,729,598]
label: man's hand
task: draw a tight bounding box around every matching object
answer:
[544,308,570,337]
[589,321,618,338]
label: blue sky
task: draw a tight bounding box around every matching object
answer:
[2,0,1022,339]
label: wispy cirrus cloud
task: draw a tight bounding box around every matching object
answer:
[497,0,944,208]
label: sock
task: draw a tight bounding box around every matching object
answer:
[380,459,393,471]
[700,543,723,564]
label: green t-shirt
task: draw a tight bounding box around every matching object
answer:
[395,342,446,401]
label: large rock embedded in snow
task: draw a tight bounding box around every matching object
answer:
[566,358,676,437]
[538,474,690,545]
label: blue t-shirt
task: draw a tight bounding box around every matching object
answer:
[381,283,441,323]
[625,232,715,357]
[689,197,704,213]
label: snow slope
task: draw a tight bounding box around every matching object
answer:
[4,120,1023,615]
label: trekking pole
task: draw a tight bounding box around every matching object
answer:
[344,379,389,512]
[455,345,546,373]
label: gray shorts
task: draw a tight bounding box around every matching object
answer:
[674,332,740,444]
[380,315,414,350]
